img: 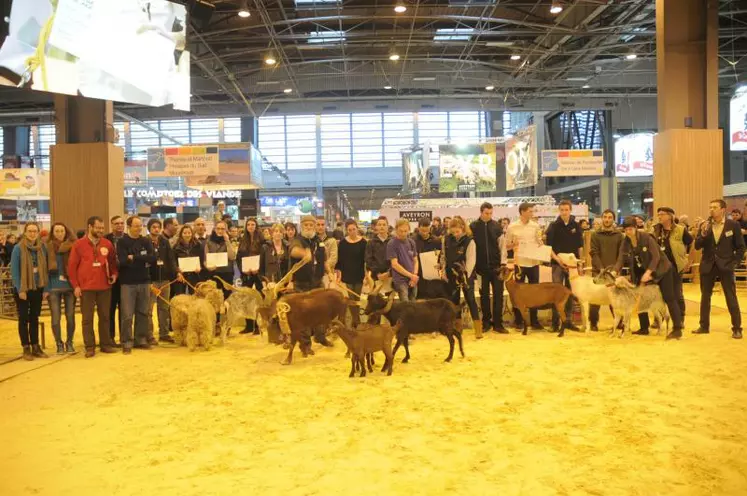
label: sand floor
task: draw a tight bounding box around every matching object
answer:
[1,287,747,496]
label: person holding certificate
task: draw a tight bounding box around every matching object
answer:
[414,217,445,300]
[172,225,204,296]
[237,218,264,335]
[505,203,545,330]
[204,221,236,301]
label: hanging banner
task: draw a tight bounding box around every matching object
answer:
[439,142,497,193]
[402,146,431,194]
[185,143,264,190]
[541,149,604,177]
[124,159,147,185]
[147,146,220,178]
[615,133,654,177]
[730,86,747,151]
[505,125,538,191]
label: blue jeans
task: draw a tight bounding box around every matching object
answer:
[394,281,417,302]
[120,284,151,347]
[48,290,76,345]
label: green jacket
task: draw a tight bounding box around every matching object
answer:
[590,228,623,274]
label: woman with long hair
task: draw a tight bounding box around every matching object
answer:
[261,223,288,284]
[441,216,481,339]
[237,217,264,334]
[46,222,77,354]
[10,223,49,360]
[284,222,298,245]
[172,224,204,296]
[205,220,236,301]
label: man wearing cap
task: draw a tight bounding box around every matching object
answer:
[288,215,333,347]
[653,207,693,327]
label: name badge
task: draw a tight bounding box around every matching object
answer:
[725,231,733,238]
[642,247,648,252]
[157,260,164,266]
[59,275,67,282]
[140,250,147,255]
[93,262,102,267]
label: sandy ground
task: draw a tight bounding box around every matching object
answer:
[1,286,747,496]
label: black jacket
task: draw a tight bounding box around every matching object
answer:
[289,236,325,287]
[545,215,584,265]
[469,218,502,272]
[614,231,671,284]
[261,242,287,283]
[173,241,205,285]
[695,218,746,274]
[117,235,156,285]
[364,235,391,278]
[148,235,176,282]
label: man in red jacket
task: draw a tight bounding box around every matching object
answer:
[68,216,119,358]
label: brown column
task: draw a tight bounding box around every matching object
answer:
[653,0,722,219]
[50,95,124,231]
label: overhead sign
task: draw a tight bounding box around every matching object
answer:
[730,86,747,151]
[615,133,654,177]
[541,149,604,177]
[402,146,431,194]
[185,143,264,190]
[505,125,538,191]
[439,143,498,193]
[399,211,432,223]
[124,188,241,200]
[147,146,220,177]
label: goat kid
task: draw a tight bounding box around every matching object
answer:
[556,253,615,333]
[328,320,395,377]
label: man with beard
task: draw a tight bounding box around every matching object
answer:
[588,209,623,331]
[414,217,445,299]
[289,215,332,347]
[105,216,125,345]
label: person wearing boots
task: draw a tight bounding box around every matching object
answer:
[10,223,49,361]
[589,209,623,331]
[147,219,176,344]
[469,202,506,334]
[442,217,481,338]
[105,215,126,346]
[238,218,264,335]
[653,207,693,327]
[46,222,77,354]
[613,216,684,340]
[692,199,746,339]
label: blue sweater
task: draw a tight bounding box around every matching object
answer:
[10,243,48,292]
[47,252,72,291]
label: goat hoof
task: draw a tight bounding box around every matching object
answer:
[444,358,452,363]
[521,330,527,336]
[401,358,409,364]
[281,361,291,366]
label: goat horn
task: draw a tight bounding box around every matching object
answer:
[273,259,309,299]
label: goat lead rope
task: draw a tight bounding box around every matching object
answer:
[214,276,239,292]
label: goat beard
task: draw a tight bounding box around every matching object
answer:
[301,228,315,239]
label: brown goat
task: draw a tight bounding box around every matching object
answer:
[257,289,358,365]
[498,266,572,337]
[328,320,395,377]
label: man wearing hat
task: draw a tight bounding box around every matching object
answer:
[653,206,693,326]
[288,215,333,347]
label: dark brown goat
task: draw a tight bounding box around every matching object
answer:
[364,293,464,363]
[257,289,357,365]
[498,266,572,337]
[328,320,395,377]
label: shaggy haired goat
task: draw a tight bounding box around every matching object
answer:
[195,280,226,343]
[169,295,215,351]
[364,293,464,363]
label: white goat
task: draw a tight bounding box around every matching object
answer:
[556,253,613,332]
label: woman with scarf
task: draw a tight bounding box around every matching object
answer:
[237,218,264,334]
[46,222,77,354]
[10,223,49,360]
[172,225,205,296]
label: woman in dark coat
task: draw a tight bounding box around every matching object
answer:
[237,217,264,334]
[173,225,205,296]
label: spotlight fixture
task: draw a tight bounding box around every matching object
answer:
[264,56,277,65]
[389,53,401,61]
[625,53,637,60]
[582,84,590,89]
[510,54,521,61]
[283,88,292,94]
[394,4,407,13]
[485,85,495,91]
[550,2,563,14]
[384,85,393,90]
[237,0,250,18]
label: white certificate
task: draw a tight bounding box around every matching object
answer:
[178,257,200,273]
[242,255,261,272]
[419,251,441,281]
[206,252,229,268]
[519,244,552,263]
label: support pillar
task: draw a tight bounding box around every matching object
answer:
[653,0,722,219]
[1,126,31,157]
[50,96,124,231]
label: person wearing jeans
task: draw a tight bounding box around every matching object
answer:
[387,218,419,302]
[105,216,125,345]
[117,216,156,353]
[147,219,176,343]
[68,216,119,358]
[10,223,49,360]
[46,222,77,354]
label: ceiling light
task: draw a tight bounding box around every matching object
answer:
[550,3,563,14]
[625,53,637,60]
[413,77,436,81]
[486,41,515,47]
[283,88,292,94]
[238,9,250,18]
[613,133,622,139]
[582,84,590,89]
[264,56,277,65]
[510,54,521,61]
[485,85,495,91]
[389,54,400,61]
[384,85,392,90]
[394,4,407,13]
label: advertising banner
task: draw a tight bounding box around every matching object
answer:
[0,168,49,198]
[439,143,497,193]
[615,133,654,177]
[402,146,431,194]
[541,149,604,177]
[730,86,747,151]
[505,125,538,191]
[124,159,147,186]
[147,146,220,178]
[185,143,263,190]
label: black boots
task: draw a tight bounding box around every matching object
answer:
[22,345,33,361]
[56,342,65,355]
[31,344,48,358]
[666,329,683,340]
[65,341,76,353]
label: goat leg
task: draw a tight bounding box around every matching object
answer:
[366,353,373,373]
[556,301,567,338]
[402,336,411,363]
[445,333,455,362]
[520,308,530,336]
[358,354,367,378]
[455,330,465,358]
[282,337,297,365]
[349,355,356,378]
[392,338,402,361]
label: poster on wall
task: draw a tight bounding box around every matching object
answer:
[0,168,49,198]
[124,159,147,186]
[615,133,654,177]
[505,125,537,191]
[730,86,747,151]
[147,146,220,178]
[402,146,431,194]
[185,143,264,190]
[541,149,604,177]
[438,143,497,193]
[0,0,190,111]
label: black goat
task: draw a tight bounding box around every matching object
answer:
[364,293,464,363]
